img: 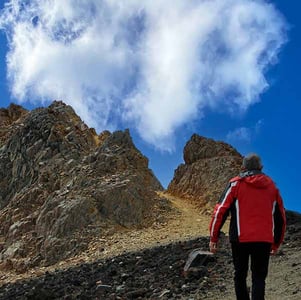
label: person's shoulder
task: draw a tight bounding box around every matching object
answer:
[229,176,241,184]
[261,173,277,185]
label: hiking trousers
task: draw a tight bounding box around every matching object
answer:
[231,242,271,300]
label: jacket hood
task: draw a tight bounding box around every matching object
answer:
[239,171,273,189]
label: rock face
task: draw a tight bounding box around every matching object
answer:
[0,101,163,269]
[0,103,28,146]
[168,134,242,211]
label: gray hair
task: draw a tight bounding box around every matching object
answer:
[242,153,263,171]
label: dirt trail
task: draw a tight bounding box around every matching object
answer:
[158,194,300,300]
[149,193,300,300]
[82,192,212,260]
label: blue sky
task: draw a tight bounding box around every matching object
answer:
[0,0,300,213]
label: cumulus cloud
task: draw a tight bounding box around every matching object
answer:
[0,0,287,150]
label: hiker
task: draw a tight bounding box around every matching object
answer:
[209,153,286,300]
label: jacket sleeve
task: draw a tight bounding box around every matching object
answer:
[272,189,286,250]
[209,181,238,243]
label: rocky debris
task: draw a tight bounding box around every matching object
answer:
[1,210,300,300]
[0,237,228,300]
[168,134,242,212]
[264,210,301,299]
[283,210,301,248]
[0,101,165,270]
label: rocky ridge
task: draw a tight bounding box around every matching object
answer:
[168,134,243,212]
[0,101,166,271]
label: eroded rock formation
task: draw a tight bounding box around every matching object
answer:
[0,101,164,270]
[168,134,243,212]
[0,103,28,146]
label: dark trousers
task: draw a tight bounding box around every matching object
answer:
[231,242,271,300]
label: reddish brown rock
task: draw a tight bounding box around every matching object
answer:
[168,134,242,212]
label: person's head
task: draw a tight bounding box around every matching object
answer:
[242,153,263,171]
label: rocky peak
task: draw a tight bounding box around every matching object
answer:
[184,134,241,164]
[168,134,242,212]
[0,103,28,126]
[0,101,164,271]
[0,103,28,146]
[0,100,98,210]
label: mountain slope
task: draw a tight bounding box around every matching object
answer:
[0,193,300,299]
[0,101,166,270]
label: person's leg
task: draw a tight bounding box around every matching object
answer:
[250,242,271,300]
[231,242,250,300]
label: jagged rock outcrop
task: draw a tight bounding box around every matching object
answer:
[0,103,28,146]
[168,134,243,212]
[0,101,164,270]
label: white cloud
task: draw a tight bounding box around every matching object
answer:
[227,127,252,143]
[226,119,264,143]
[0,0,287,150]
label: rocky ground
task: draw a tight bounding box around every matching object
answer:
[0,194,300,300]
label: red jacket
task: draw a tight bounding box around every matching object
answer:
[209,171,286,250]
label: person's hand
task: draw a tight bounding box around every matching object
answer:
[270,247,278,255]
[270,244,278,255]
[209,241,218,253]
